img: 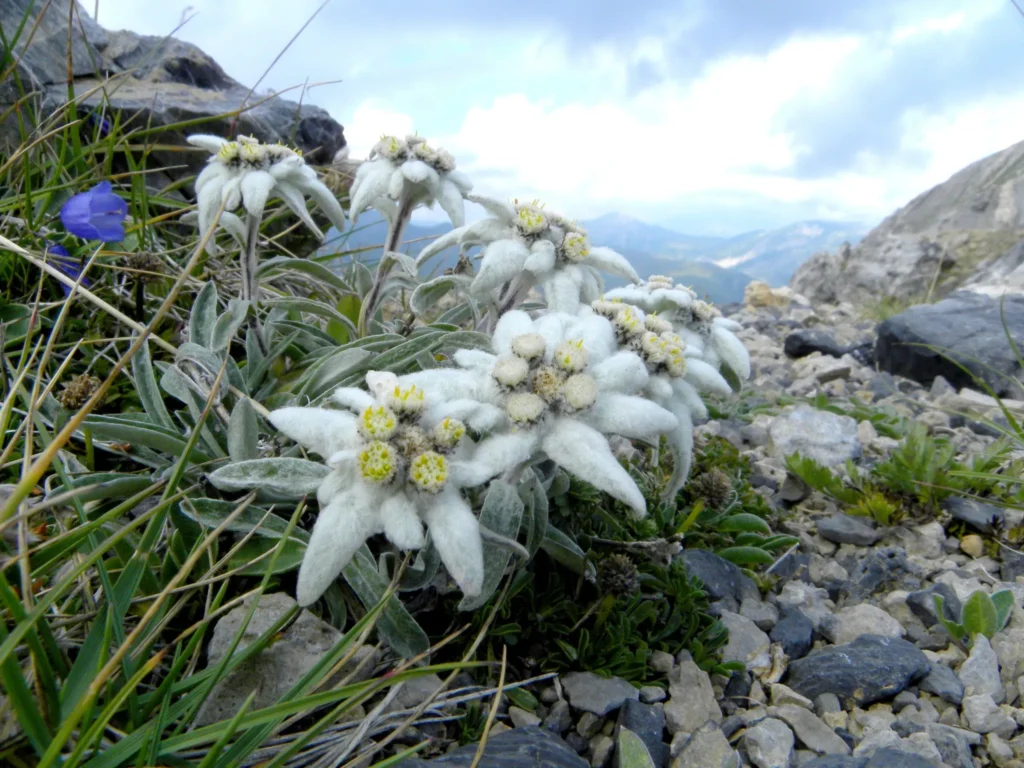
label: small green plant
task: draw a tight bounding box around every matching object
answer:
[933,589,1015,647]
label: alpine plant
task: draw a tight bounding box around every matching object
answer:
[415,196,641,314]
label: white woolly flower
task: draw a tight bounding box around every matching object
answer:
[399,310,679,518]
[413,195,641,314]
[348,134,472,228]
[492,355,530,387]
[267,370,492,606]
[186,134,347,255]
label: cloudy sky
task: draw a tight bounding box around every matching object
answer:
[90,0,1024,235]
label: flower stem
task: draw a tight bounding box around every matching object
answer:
[357,192,416,336]
[242,213,268,356]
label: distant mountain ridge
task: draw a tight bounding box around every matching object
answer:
[326,210,868,304]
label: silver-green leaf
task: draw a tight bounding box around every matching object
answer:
[207,458,329,497]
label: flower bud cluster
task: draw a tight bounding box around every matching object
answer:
[371,134,457,175]
[215,135,302,169]
[592,300,688,378]
[356,384,466,494]
[494,334,600,424]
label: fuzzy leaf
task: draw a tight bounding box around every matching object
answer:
[933,595,968,642]
[211,299,251,352]
[541,524,597,581]
[991,589,1016,633]
[459,480,524,611]
[263,297,357,336]
[131,339,174,430]
[230,536,306,575]
[410,274,472,318]
[342,547,429,658]
[299,347,373,399]
[206,458,329,497]
[617,728,657,768]
[962,590,999,639]
[519,469,549,559]
[227,399,260,463]
[48,473,156,504]
[718,513,772,535]
[715,546,775,566]
[83,414,209,462]
[188,281,219,349]
[178,498,309,542]
[257,255,353,293]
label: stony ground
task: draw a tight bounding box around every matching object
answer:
[201,286,1024,768]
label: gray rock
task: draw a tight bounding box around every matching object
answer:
[918,663,966,706]
[816,515,881,547]
[814,694,842,717]
[744,718,794,768]
[768,405,862,466]
[195,592,376,727]
[1001,547,1024,583]
[543,700,572,733]
[664,660,723,734]
[821,604,904,646]
[771,610,815,661]
[741,598,780,631]
[863,747,941,767]
[923,724,976,768]
[783,329,849,359]
[370,726,589,767]
[509,706,542,728]
[719,611,772,671]
[776,583,834,632]
[615,700,668,768]
[773,705,850,756]
[799,759,866,768]
[874,292,1024,398]
[639,685,666,704]
[961,693,1017,736]
[840,547,920,602]
[785,635,930,708]
[906,584,962,628]
[670,723,740,768]
[680,549,760,603]
[957,634,1005,703]
[942,496,1005,535]
[561,672,638,716]
[590,734,615,767]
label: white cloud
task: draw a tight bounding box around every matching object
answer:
[344,102,418,157]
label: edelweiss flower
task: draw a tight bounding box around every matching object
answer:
[397,310,679,517]
[268,371,488,606]
[348,134,472,227]
[414,196,641,314]
[602,275,751,390]
[187,134,347,254]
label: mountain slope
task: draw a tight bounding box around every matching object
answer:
[791,139,1024,306]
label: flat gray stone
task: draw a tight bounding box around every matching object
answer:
[816,515,881,547]
[671,723,740,768]
[768,405,861,465]
[744,717,794,768]
[399,725,588,767]
[773,705,850,756]
[561,671,638,716]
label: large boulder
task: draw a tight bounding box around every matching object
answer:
[874,291,1024,398]
[1,0,346,166]
[791,138,1024,308]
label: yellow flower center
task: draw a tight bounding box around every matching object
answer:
[409,451,448,493]
[386,384,425,415]
[553,338,589,373]
[562,374,598,410]
[561,231,590,263]
[433,418,466,449]
[358,404,398,440]
[359,441,396,483]
[507,392,546,423]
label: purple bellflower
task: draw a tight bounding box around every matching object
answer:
[60,181,128,242]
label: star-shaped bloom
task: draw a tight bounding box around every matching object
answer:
[187,134,347,254]
[269,371,491,606]
[414,197,640,314]
[603,275,751,389]
[396,310,678,518]
[348,134,472,228]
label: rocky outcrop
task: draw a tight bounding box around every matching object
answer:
[792,139,1024,307]
[961,237,1024,297]
[1,0,346,168]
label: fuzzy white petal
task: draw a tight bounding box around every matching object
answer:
[380,490,425,550]
[401,159,439,189]
[296,490,382,606]
[423,486,484,597]
[583,246,640,283]
[470,239,530,297]
[274,182,325,240]
[645,376,674,400]
[268,406,361,458]
[466,193,516,223]
[397,369,482,403]
[565,314,617,362]
[218,212,248,246]
[680,329,705,355]
[448,430,539,487]
[425,400,507,432]
[523,239,557,276]
[492,310,535,355]
[416,226,467,266]
[582,394,678,439]
[220,175,243,211]
[240,170,276,220]
[531,313,569,362]
[188,134,229,153]
[268,155,306,181]
[453,349,498,371]
[196,175,225,255]
[590,351,649,394]
[365,371,400,400]
[542,418,646,518]
[446,169,473,194]
[292,174,348,232]
[714,316,743,332]
[650,288,694,310]
[349,162,392,224]
[603,286,653,310]
[663,401,695,500]
[387,168,405,199]
[332,387,376,412]
[671,378,708,421]
[436,178,466,228]
[711,325,751,382]
[541,269,581,314]
[195,163,230,196]
[579,266,604,306]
